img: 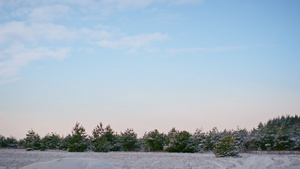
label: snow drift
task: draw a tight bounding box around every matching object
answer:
[20,158,122,169]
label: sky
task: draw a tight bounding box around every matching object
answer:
[0,0,300,139]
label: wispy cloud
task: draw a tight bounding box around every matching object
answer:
[1,0,204,19]
[171,0,204,5]
[0,44,70,82]
[0,20,168,83]
[1,0,202,84]
[29,5,71,22]
[0,21,78,44]
[97,33,168,52]
[167,45,246,54]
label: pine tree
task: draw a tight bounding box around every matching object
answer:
[68,122,88,152]
[214,135,239,157]
[233,128,248,152]
[91,122,121,152]
[120,128,140,151]
[40,133,61,151]
[0,135,18,148]
[204,127,220,151]
[142,129,165,151]
[24,129,41,151]
[165,128,194,153]
[188,128,206,153]
[58,135,71,151]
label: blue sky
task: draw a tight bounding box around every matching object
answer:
[0,0,300,138]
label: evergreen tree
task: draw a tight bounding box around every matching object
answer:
[68,122,88,152]
[0,135,5,147]
[120,128,140,151]
[187,128,206,153]
[204,127,220,151]
[40,133,61,151]
[142,129,165,151]
[214,135,239,157]
[58,135,71,151]
[91,122,121,152]
[165,128,194,153]
[0,135,18,148]
[24,129,41,151]
[245,115,300,151]
[233,128,248,152]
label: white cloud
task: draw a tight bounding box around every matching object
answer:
[97,33,168,52]
[29,5,71,22]
[1,0,204,18]
[0,21,78,44]
[0,20,168,83]
[0,44,70,83]
[100,0,155,10]
[167,45,246,54]
[98,0,204,11]
[171,0,204,5]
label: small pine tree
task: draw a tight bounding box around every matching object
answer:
[40,133,61,151]
[58,135,71,151]
[204,127,220,151]
[68,122,88,152]
[214,135,239,158]
[24,129,41,151]
[0,135,18,148]
[120,128,140,151]
[188,128,206,153]
[142,129,165,152]
[165,128,194,153]
[0,135,5,147]
[91,122,121,152]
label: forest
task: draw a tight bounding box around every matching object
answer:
[1,115,299,157]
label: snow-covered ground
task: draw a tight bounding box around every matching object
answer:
[0,149,300,169]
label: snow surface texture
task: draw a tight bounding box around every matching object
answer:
[1,149,300,169]
[20,158,121,169]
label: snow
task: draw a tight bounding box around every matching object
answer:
[1,149,300,169]
[20,158,121,169]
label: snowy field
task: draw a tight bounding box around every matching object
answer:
[0,149,300,169]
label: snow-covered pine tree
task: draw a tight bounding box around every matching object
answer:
[142,129,165,152]
[40,132,61,151]
[164,128,194,153]
[214,134,239,158]
[58,135,71,150]
[24,129,41,151]
[0,135,18,148]
[233,128,248,152]
[91,122,121,152]
[67,122,88,152]
[187,128,206,153]
[120,128,140,151]
[204,127,220,151]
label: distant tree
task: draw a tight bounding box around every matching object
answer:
[204,127,220,151]
[40,133,61,151]
[187,128,206,153]
[0,135,5,147]
[0,135,17,148]
[233,128,248,152]
[142,129,165,151]
[214,135,239,157]
[120,128,140,151]
[24,129,41,151]
[58,135,71,151]
[68,122,88,152]
[90,122,121,152]
[245,115,300,151]
[164,128,194,153]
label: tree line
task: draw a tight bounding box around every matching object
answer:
[1,115,299,157]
